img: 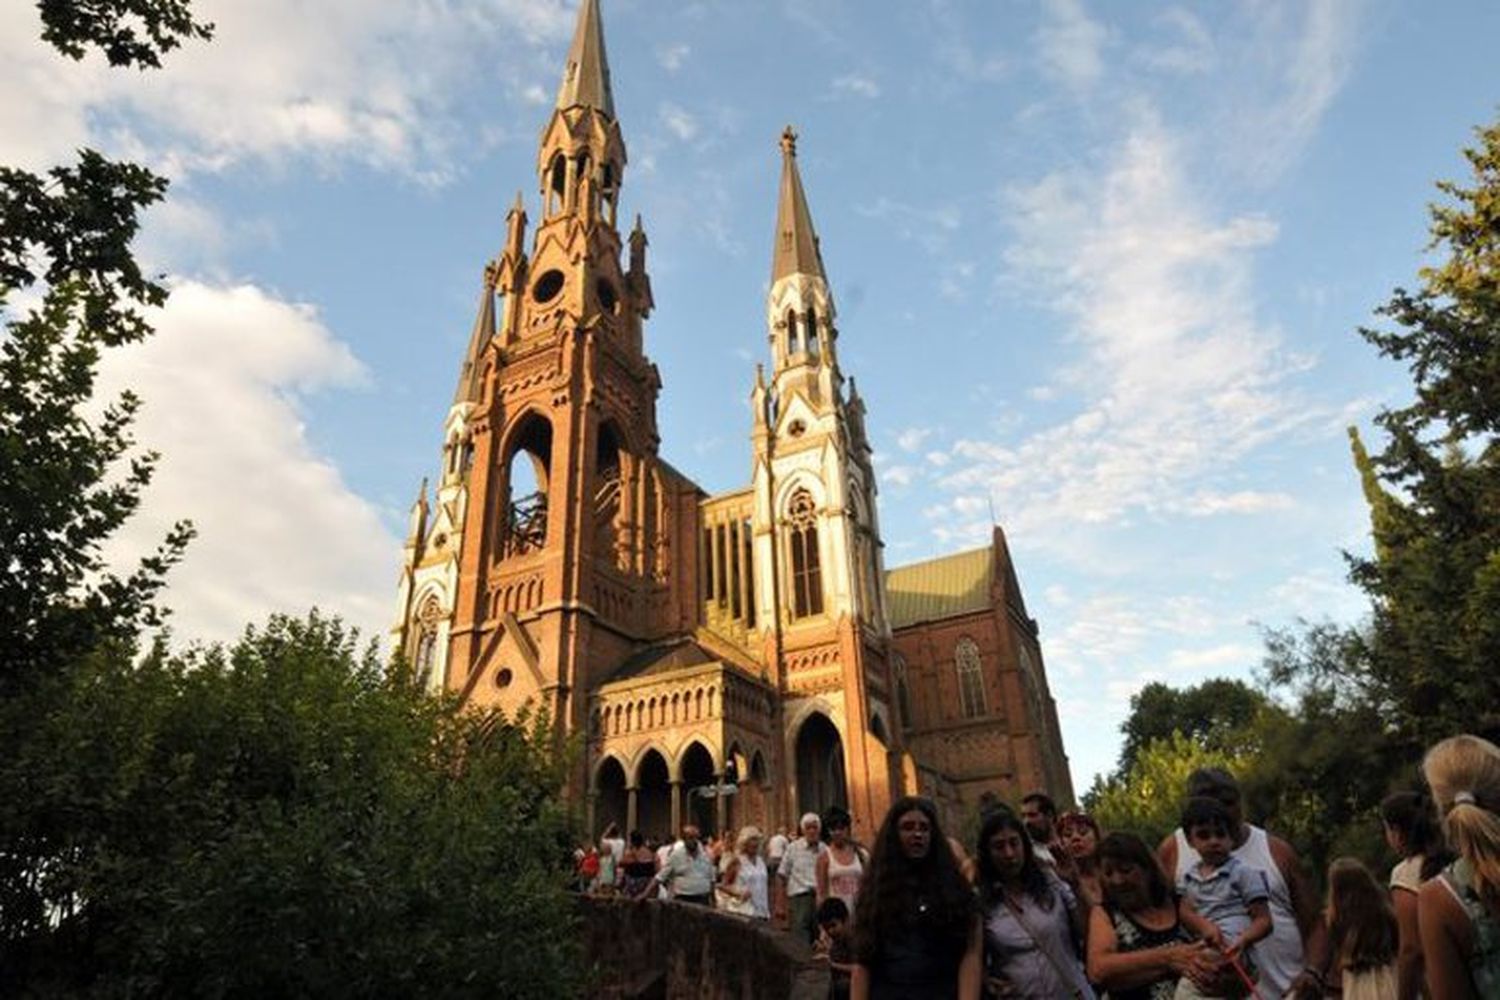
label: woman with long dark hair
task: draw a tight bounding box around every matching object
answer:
[1380,790,1451,997]
[977,809,1093,998]
[851,796,981,1000]
[1086,832,1221,1000]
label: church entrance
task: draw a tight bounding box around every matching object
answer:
[594,757,627,838]
[795,713,848,819]
[636,749,671,841]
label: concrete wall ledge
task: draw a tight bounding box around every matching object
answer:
[577,895,832,1000]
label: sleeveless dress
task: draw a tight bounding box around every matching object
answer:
[1438,857,1500,996]
[1105,905,1189,1000]
[1174,825,1302,995]
[827,845,865,915]
[621,855,656,898]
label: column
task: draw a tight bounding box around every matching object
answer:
[586,791,597,841]
[670,779,682,833]
[714,771,726,835]
[626,786,638,835]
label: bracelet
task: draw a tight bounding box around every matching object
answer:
[1300,967,1325,985]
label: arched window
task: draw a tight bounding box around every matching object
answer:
[574,152,591,211]
[787,488,823,619]
[547,154,566,216]
[503,415,552,557]
[413,594,443,688]
[806,306,819,358]
[784,308,798,355]
[893,653,913,729]
[956,637,986,719]
[601,161,618,225]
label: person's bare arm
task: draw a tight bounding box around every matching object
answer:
[958,914,983,1000]
[1178,895,1224,949]
[1418,878,1477,1000]
[1269,834,1327,982]
[1392,886,1424,1000]
[815,849,830,903]
[851,964,871,1000]
[1229,898,1273,957]
[1156,833,1178,879]
[1088,905,1212,990]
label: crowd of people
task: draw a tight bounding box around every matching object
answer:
[572,733,1500,998]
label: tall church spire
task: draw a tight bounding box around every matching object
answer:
[771,126,825,283]
[555,0,615,119]
[452,267,495,404]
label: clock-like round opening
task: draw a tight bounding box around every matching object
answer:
[532,269,564,304]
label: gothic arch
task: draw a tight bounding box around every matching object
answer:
[591,750,630,790]
[772,470,828,515]
[670,737,721,782]
[956,636,986,719]
[499,411,553,556]
[793,711,848,818]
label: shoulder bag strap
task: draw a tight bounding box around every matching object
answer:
[1001,892,1089,1000]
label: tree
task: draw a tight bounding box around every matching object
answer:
[1115,678,1270,775]
[1267,116,1500,753]
[0,3,211,697]
[1086,730,1255,848]
[0,613,585,997]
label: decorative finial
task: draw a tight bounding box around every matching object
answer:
[510,190,524,215]
[780,125,797,156]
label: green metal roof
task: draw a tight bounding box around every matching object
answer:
[885,546,993,628]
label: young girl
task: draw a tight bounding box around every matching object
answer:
[1326,858,1398,1000]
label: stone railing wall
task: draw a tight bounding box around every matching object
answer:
[577,895,831,999]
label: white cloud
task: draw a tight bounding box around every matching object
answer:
[659,102,700,142]
[932,108,1314,552]
[832,73,881,99]
[1164,643,1261,672]
[97,281,398,646]
[882,465,919,488]
[896,427,933,452]
[0,0,574,178]
[1171,490,1295,517]
[1036,0,1107,91]
[1136,7,1216,75]
[656,43,691,72]
[1223,0,1362,183]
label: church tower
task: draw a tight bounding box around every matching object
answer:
[405,0,679,768]
[750,128,901,832]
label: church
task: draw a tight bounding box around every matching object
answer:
[393,0,1072,843]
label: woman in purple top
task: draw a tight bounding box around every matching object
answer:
[978,809,1094,999]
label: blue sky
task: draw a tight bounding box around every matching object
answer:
[7,0,1499,790]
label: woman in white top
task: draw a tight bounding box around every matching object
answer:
[1380,790,1451,998]
[817,807,867,917]
[720,825,770,919]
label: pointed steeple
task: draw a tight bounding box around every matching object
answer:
[771,126,826,283]
[453,270,496,405]
[555,0,615,119]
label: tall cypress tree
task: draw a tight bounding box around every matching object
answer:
[1349,117,1500,746]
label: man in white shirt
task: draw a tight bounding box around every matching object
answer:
[777,813,826,943]
[656,824,716,906]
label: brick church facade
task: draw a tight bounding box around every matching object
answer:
[393,0,1072,843]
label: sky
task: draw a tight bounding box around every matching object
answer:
[6,0,1499,791]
